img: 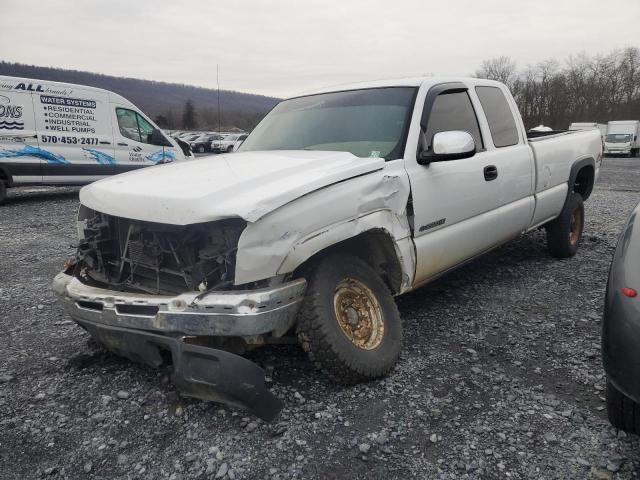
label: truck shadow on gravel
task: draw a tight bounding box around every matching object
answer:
[4,188,80,206]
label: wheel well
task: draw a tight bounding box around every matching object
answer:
[293,229,404,294]
[0,168,10,186]
[573,165,594,200]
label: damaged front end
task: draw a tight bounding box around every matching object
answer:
[73,206,246,295]
[54,206,307,421]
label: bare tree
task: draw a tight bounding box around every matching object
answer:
[476,47,640,129]
[475,56,518,89]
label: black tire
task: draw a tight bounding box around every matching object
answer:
[546,192,584,258]
[296,253,402,384]
[0,181,6,205]
[606,381,640,433]
[227,146,234,153]
[197,145,205,153]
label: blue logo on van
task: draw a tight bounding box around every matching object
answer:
[82,148,115,165]
[0,145,69,164]
[146,150,176,164]
[0,95,24,130]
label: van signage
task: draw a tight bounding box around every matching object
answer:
[40,95,96,109]
[0,95,24,130]
[14,83,44,92]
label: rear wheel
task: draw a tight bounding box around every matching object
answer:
[546,192,584,258]
[197,145,205,153]
[297,253,402,384]
[606,381,640,433]
[0,181,6,205]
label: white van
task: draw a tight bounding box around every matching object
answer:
[0,76,192,203]
[605,120,640,157]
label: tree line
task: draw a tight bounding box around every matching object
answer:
[475,47,640,130]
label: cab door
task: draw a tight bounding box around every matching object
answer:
[112,107,177,172]
[0,87,41,184]
[472,85,534,238]
[406,84,509,285]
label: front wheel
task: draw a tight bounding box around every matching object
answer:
[297,253,402,384]
[0,182,6,204]
[546,192,584,258]
[227,146,234,153]
[198,145,205,153]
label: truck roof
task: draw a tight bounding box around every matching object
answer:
[295,76,505,98]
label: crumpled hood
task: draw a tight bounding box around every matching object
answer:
[80,150,384,225]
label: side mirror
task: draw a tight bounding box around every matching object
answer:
[151,128,172,147]
[418,131,476,164]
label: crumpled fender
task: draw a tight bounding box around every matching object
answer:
[234,161,415,291]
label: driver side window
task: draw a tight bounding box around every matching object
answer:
[424,91,483,152]
[116,108,154,144]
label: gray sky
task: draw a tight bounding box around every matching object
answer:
[2,0,639,98]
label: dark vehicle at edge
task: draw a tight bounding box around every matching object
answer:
[603,201,640,433]
[189,134,223,154]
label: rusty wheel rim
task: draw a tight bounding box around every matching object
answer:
[333,278,384,350]
[569,207,582,246]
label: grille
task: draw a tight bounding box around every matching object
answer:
[77,210,245,295]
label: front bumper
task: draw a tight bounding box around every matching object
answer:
[53,272,307,420]
[605,148,631,155]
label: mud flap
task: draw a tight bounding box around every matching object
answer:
[76,319,283,421]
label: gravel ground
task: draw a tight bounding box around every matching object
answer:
[1,157,640,479]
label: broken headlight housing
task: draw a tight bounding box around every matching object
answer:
[73,205,246,295]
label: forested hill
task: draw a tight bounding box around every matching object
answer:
[0,62,280,130]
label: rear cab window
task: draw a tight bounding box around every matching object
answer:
[475,86,520,148]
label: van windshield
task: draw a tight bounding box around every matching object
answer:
[238,87,417,160]
[606,134,632,143]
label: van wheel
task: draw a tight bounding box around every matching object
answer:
[606,381,640,433]
[297,253,402,384]
[546,192,584,258]
[0,182,6,205]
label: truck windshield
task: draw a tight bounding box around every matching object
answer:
[606,134,632,143]
[239,87,417,160]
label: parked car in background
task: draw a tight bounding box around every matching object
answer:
[53,77,601,418]
[189,133,223,153]
[211,133,248,153]
[0,75,191,204]
[603,201,640,433]
[177,132,200,141]
[605,120,640,157]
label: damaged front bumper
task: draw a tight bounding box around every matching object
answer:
[53,272,307,420]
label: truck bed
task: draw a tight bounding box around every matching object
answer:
[529,128,601,194]
[527,130,575,140]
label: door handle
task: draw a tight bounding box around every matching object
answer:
[117,142,128,146]
[99,141,111,145]
[484,165,498,181]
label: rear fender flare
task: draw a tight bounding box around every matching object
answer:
[567,156,595,202]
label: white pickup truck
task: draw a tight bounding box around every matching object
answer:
[53,77,602,419]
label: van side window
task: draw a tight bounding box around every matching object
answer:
[424,91,483,151]
[116,108,154,144]
[136,114,154,142]
[475,87,519,147]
